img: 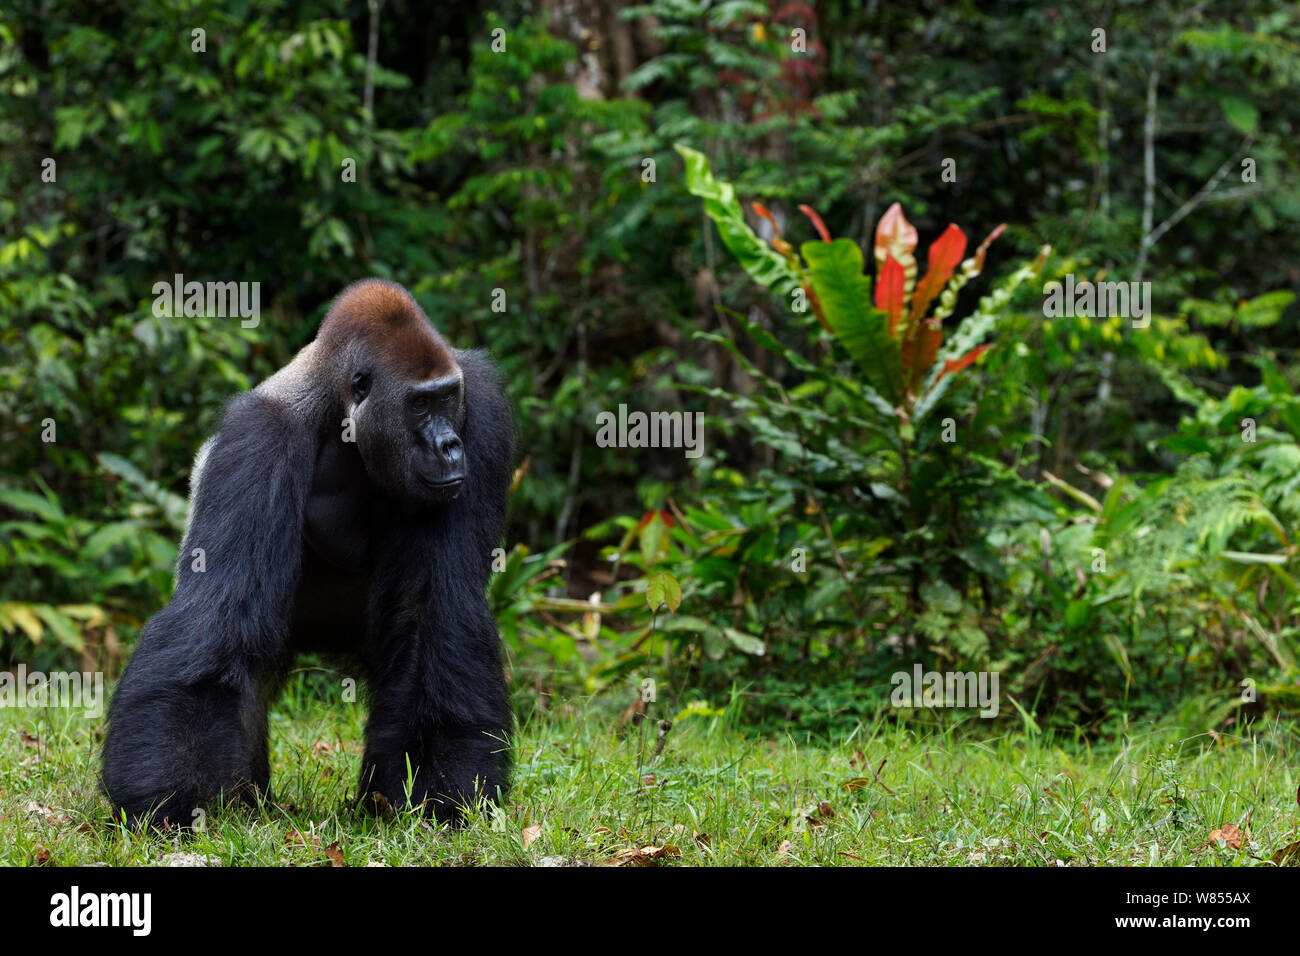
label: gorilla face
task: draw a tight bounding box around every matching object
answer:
[349,362,467,506]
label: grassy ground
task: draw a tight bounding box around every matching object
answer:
[2,676,1297,866]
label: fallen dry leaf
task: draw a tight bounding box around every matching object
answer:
[802,801,835,828]
[1270,841,1300,866]
[611,844,681,867]
[522,824,543,849]
[841,759,893,794]
[1203,823,1244,850]
[284,828,321,849]
[323,841,345,867]
[20,732,41,748]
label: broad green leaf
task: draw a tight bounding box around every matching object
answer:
[675,144,800,298]
[0,488,65,524]
[723,627,765,655]
[1,604,44,642]
[33,606,84,651]
[82,521,142,560]
[801,238,901,402]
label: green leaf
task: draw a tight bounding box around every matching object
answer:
[1102,634,1133,686]
[801,238,902,402]
[723,627,765,655]
[32,606,83,651]
[1237,290,1295,328]
[645,571,682,614]
[0,488,65,524]
[1219,550,1289,565]
[1219,95,1258,135]
[674,144,800,299]
[82,521,141,560]
[638,515,670,566]
[1064,597,1093,631]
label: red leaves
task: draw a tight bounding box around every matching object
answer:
[751,201,831,331]
[805,282,831,333]
[751,202,798,261]
[908,320,944,385]
[937,345,993,382]
[798,204,832,243]
[751,201,781,236]
[874,255,906,336]
[874,202,917,269]
[633,509,674,534]
[754,200,833,246]
[910,223,967,321]
[972,223,1007,273]
[749,195,997,401]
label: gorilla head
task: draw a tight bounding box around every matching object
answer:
[317,280,468,505]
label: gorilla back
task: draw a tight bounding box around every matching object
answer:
[101,279,516,827]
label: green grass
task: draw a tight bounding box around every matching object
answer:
[2,675,1297,866]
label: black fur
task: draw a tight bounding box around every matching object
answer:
[102,322,515,827]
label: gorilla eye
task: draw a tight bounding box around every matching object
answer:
[351,372,372,401]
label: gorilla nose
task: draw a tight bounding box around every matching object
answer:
[438,435,463,463]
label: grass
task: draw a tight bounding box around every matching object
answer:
[2,674,1298,866]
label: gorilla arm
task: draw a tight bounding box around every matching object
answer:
[101,391,318,825]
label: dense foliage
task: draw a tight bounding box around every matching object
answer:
[2,0,1298,738]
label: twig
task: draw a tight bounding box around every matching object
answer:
[363,0,384,118]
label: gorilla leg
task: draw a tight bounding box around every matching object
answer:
[102,643,280,827]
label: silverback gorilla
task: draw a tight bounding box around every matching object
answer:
[102,279,515,827]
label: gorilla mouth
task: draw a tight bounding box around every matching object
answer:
[419,475,464,495]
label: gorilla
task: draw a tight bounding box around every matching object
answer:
[102,279,515,827]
